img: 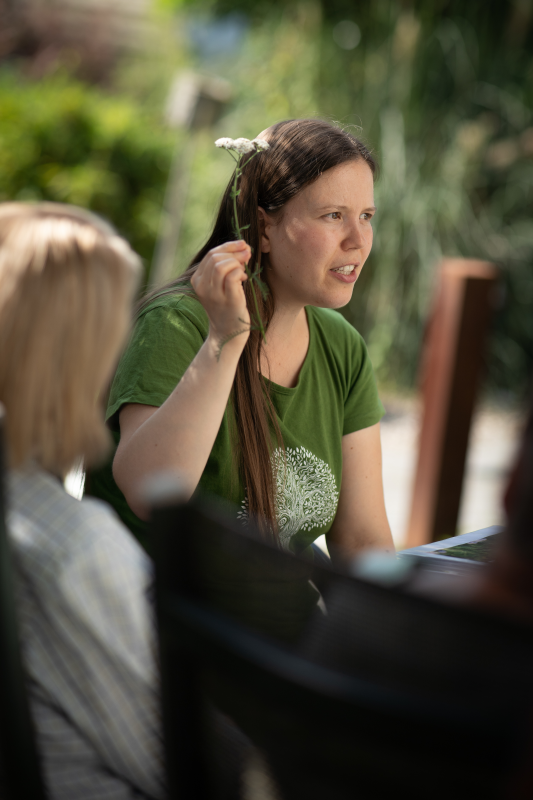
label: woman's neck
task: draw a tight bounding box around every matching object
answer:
[260,304,309,388]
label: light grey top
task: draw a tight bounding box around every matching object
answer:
[7,466,163,800]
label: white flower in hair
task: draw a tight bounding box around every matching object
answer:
[252,137,270,151]
[214,137,235,150]
[232,137,256,153]
[215,136,270,154]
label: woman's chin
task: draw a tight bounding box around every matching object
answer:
[311,284,356,310]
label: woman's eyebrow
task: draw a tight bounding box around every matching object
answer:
[315,204,378,212]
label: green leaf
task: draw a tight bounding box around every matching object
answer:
[256,278,269,301]
[215,327,250,361]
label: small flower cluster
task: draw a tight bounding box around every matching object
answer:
[215,136,270,154]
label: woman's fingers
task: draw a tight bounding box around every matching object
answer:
[224,265,250,307]
[193,241,247,279]
[210,239,251,259]
[213,256,248,288]
[194,251,249,301]
[195,240,250,278]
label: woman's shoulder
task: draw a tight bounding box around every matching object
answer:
[107,290,209,424]
[8,467,143,568]
[306,308,383,428]
[137,290,209,337]
[8,468,152,659]
[307,306,365,348]
[305,306,376,387]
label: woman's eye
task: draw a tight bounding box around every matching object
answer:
[326,211,341,220]
[361,212,373,221]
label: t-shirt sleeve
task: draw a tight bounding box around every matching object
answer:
[106,298,206,429]
[342,331,385,436]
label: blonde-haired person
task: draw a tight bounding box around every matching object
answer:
[0,202,164,799]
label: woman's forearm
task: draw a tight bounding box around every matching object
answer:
[113,332,245,519]
[326,425,394,562]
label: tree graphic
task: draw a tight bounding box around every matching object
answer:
[238,446,339,549]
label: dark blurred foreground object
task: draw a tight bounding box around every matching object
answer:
[406,258,499,547]
[150,488,533,800]
[471,390,533,626]
[0,405,46,800]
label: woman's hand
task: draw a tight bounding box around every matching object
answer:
[191,240,251,350]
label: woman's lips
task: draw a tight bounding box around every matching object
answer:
[330,266,359,284]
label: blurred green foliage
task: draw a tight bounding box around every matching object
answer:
[0,67,174,277]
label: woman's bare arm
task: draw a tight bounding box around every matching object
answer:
[326,423,394,562]
[112,240,251,520]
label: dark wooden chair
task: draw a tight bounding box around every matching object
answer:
[151,490,533,800]
[0,406,47,799]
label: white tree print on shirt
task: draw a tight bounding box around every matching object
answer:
[238,446,339,549]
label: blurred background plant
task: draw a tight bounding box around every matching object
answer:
[0,0,178,271]
[1,0,533,399]
[0,67,175,267]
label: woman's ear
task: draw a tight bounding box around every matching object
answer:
[257,207,271,253]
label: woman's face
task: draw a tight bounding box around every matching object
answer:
[260,159,375,311]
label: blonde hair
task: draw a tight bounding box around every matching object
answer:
[0,202,140,475]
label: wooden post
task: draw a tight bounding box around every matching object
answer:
[405,259,498,548]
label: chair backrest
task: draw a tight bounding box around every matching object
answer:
[152,494,533,800]
[0,407,47,799]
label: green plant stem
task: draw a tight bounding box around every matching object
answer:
[231,153,266,342]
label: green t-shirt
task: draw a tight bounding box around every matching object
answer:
[88,293,384,554]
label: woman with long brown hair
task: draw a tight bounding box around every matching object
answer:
[90,118,394,558]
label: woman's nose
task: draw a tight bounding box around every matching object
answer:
[343,222,368,250]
